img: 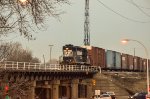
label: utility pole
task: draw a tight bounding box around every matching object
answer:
[49,45,53,64]
[134,48,135,56]
[84,0,90,46]
[43,54,45,66]
[133,48,135,70]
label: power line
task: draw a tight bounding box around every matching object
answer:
[128,0,150,9]
[96,0,150,23]
[126,0,150,17]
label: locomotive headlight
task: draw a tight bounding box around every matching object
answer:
[66,48,69,50]
[64,49,73,56]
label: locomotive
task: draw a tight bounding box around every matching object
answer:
[60,44,90,65]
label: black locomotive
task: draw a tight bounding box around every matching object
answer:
[61,44,90,65]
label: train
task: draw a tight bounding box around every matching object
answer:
[60,44,150,72]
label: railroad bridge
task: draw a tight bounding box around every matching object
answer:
[0,61,100,99]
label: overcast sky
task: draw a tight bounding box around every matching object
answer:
[4,0,150,62]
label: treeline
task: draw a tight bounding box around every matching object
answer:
[0,42,40,63]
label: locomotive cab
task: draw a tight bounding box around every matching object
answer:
[61,44,90,65]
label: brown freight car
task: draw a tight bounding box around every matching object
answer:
[121,53,128,70]
[133,56,142,71]
[127,54,134,71]
[87,46,106,68]
[142,58,147,72]
[139,57,143,72]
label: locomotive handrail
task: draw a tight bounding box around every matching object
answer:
[0,61,100,72]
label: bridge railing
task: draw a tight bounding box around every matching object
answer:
[0,61,100,72]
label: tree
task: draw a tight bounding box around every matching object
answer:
[0,0,68,39]
[0,42,40,98]
[0,42,40,62]
[0,42,14,61]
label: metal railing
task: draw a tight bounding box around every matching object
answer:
[0,61,100,72]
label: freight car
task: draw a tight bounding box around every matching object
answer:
[60,44,90,65]
[87,46,149,72]
[60,44,150,72]
[106,50,121,70]
[87,46,106,68]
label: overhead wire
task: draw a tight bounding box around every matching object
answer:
[127,0,150,9]
[126,0,150,17]
[96,0,150,23]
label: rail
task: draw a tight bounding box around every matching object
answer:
[0,61,100,72]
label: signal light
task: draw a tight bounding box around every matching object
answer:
[92,79,96,86]
[5,86,9,91]
[4,85,9,95]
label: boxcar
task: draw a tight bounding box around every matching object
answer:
[115,51,121,70]
[106,50,121,70]
[121,53,128,71]
[139,57,143,72]
[143,59,150,71]
[128,55,134,71]
[133,56,141,71]
[142,58,147,72]
[88,46,106,68]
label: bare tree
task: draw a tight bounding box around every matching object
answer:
[0,42,40,62]
[0,0,69,39]
[0,42,40,99]
[0,42,14,61]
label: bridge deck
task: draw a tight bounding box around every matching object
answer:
[0,61,100,73]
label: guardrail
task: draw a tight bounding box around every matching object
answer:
[0,61,100,72]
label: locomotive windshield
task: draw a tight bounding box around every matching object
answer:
[77,50,82,55]
[63,48,73,57]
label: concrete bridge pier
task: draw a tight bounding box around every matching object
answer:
[52,80,60,99]
[66,85,71,98]
[29,81,36,99]
[87,79,93,98]
[25,79,93,99]
[45,81,51,99]
[71,79,79,99]
[46,88,51,99]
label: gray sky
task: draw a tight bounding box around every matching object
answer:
[6,0,150,62]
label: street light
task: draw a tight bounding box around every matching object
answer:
[121,39,149,95]
[49,45,53,64]
[19,0,27,4]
